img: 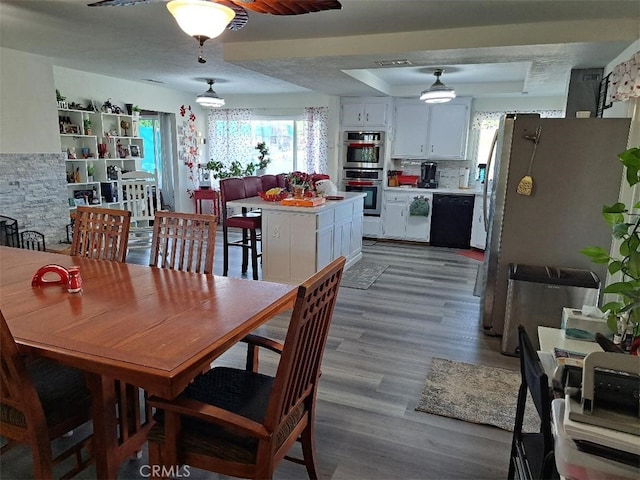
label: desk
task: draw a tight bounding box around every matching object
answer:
[0,246,297,479]
[538,326,603,356]
[194,188,220,220]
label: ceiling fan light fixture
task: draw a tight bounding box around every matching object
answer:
[196,79,225,108]
[167,0,236,41]
[420,69,456,104]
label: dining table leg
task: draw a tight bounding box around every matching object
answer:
[86,374,153,479]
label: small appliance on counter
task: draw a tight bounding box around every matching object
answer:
[419,161,438,188]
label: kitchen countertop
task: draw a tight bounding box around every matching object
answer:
[384,186,483,195]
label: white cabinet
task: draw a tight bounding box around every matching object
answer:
[59,108,144,211]
[341,97,389,128]
[392,101,429,157]
[470,193,487,250]
[426,98,471,160]
[259,195,364,284]
[391,97,471,160]
[381,191,432,242]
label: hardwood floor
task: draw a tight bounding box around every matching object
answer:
[2,234,520,479]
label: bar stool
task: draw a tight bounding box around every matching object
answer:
[220,178,262,280]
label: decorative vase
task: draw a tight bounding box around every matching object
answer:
[293,186,305,199]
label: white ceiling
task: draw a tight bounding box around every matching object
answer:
[0,0,638,99]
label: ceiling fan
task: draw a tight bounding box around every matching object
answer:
[88,1,342,61]
[88,1,342,25]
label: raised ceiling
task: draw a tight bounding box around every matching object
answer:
[0,0,638,98]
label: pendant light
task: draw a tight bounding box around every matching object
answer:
[167,0,236,63]
[420,69,456,104]
[196,79,225,108]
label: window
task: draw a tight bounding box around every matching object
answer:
[249,118,303,173]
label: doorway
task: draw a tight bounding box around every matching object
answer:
[139,112,177,210]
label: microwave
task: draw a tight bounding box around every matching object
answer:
[344,131,385,168]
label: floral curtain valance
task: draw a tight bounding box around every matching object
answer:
[610,51,640,102]
[471,110,564,130]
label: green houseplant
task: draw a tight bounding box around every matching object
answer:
[205,160,257,180]
[206,142,271,179]
[255,141,270,170]
[83,118,93,135]
[580,146,640,338]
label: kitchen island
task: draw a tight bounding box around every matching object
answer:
[227,192,365,284]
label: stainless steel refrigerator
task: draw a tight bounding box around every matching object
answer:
[479,114,631,337]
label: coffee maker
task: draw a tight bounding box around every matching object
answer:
[420,161,438,188]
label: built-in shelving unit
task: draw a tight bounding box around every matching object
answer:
[58,108,143,210]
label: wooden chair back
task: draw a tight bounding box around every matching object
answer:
[150,211,217,274]
[264,256,345,434]
[0,310,48,444]
[0,310,93,478]
[71,206,131,262]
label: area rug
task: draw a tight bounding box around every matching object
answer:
[456,249,485,261]
[340,261,388,290]
[416,358,538,432]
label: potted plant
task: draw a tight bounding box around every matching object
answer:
[255,141,270,174]
[581,146,640,349]
[132,105,142,117]
[206,160,257,180]
[56,89,68,109]
[83,118,93,135]
[87,164,95,182]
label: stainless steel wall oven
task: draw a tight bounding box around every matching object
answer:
[344,131,385,168]
[343,168,383,216]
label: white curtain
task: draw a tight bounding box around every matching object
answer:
[301,107,328,173]
[159,112,176,210]
[207,108,253,167]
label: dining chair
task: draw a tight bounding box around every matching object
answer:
[20,230,46,251]
[117,169,161,249]
[0,215,20,248]
[260,174,279,191]
[149,210,217,274]
[508,325,558,480]
[71,206,132,262]
[0,310,94,479]
[147,256,346,480]
[220,177,262,280]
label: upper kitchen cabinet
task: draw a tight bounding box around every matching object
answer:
[426,97,471,160]
[391,97,472,160]
[341,97,390,129]
[391,99,429,158]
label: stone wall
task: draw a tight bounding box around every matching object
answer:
[0,153,69,245]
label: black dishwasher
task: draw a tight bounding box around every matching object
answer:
[430,194,475,248]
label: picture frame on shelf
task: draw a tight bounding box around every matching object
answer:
[130,145,140,157]
[64,124,80,134]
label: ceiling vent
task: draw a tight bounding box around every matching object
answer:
[376,59,412,67]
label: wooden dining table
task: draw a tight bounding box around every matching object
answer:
[0,246,297,479]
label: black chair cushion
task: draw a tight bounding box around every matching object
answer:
[150,366,304,464]
[1,358,91,428]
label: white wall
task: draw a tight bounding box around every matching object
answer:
[0,48,60,153]
[471,96,566,112]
